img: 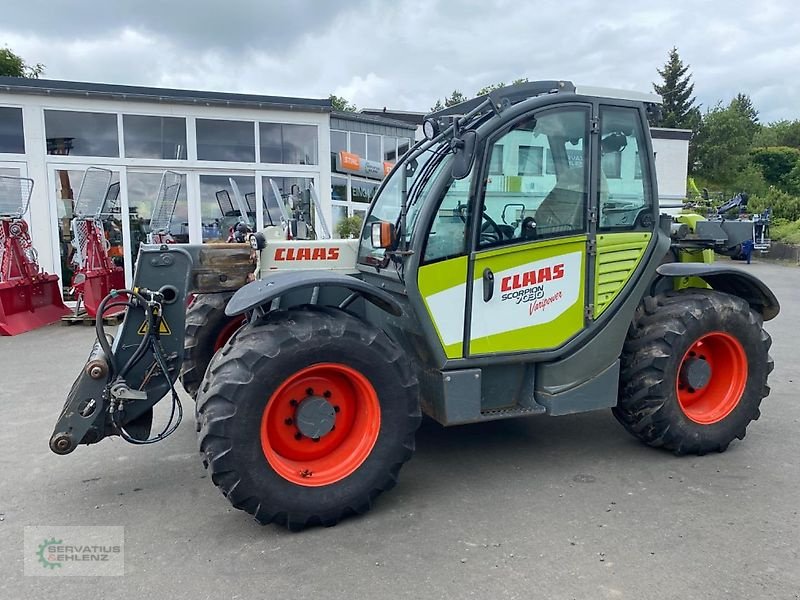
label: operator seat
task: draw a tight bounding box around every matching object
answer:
[535,167,587,236]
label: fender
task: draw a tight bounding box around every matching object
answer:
[225,271,403,317]
[656,263,780,321]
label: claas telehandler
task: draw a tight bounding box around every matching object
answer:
[50,81,778,530]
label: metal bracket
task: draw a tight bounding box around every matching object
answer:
[585,304,595,320]
[590,118,600,134]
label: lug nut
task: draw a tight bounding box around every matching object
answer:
[289,399,298,407]
[306,387,314,396]
[323,390,332,398]
[333,405,340,413]
[312,437,320,443]
[294,432,302,440]
[284,418,293,426]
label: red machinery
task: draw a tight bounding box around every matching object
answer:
[69,167,125,317]
[0,175,70,335]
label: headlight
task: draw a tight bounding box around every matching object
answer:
[423,118,439,140]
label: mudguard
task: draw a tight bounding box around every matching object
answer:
[225,271,403,317]
[656,263,780,321]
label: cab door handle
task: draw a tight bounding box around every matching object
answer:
[482,268,495,302]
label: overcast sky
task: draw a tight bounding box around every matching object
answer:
[2,0,798,122]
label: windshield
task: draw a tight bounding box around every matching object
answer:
[358,143,451,265]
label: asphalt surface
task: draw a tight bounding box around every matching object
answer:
[1,260,798,599]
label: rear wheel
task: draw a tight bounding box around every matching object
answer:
[614,289,772,455]
[196,306,421,530]
[180,293,245,399]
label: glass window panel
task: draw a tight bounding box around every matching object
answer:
[601,152,622,179]
[45,110,119,157]
[123,115,187,159]
[598,106,653,230]
[351,178,378,204]
[545,149,556,175]
[199,174,255,241]
[262,176,316,231]
[383,136,397,162]
[397,138,411,159]
[284,124,317,165]
[479,108,589,247]
[350,132,366,159]
[196,119,254,162]
[489,145,504,175]
[127,171,189,263]
[518,145,543,176]
[330,130,347,171]
[331,175,348,203]
[260,123,317,165]
[331,203,348,237]
[367,134,381,161]
[0,107,24,153]
[54,169,122,294]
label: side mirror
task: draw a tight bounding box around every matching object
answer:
[451,130,477,180]
[370,221,396,249]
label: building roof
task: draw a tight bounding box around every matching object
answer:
[360,108,425,126]
[331,110,416,130]
[0,77,331,113]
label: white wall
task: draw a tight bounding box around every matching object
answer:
[651,135,689,205]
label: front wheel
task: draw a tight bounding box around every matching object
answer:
[614,289,773,455]
[196,306,421,530]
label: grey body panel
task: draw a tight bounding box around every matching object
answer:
[656,262,780,320]
[535,360,620,416]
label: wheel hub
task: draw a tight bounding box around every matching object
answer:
[295,395,336,439]
[679,357,712,391]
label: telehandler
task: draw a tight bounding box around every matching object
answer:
[50,81,778,530]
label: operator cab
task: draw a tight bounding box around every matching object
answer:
[358,80,662,361]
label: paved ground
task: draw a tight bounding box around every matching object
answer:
[1,260,798,600]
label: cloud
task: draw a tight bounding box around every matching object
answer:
[1,0,798,121]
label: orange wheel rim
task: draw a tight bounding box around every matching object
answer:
[214,316,245,352]
[676,331,748,425]
[260,363,381,487]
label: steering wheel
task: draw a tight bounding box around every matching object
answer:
[455,202,505,245]
[480,212,504,245]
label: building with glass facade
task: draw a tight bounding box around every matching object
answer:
[0,77,414,293]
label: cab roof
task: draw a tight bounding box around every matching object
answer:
[426,80,661,121]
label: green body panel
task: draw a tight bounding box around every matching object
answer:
[417,256,468,359]
[674,247,714,289]
[469,236,587,355]
[594,232,652,317]
[676,212,706,233]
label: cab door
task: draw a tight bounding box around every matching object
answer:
[467,105,594,356]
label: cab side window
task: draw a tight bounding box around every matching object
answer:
[598,107,654,230]
[477,107,590,248]
[422,172,472,263]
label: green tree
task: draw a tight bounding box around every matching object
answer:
[750,146,800,188]
[729,93,759,142]
[475,77,528,97]
[693,101,756,184]
[0,47,44,78]
[329,94,357,112]
[431,90,467,112]
[754,120,800,149]
[651,47,700,130]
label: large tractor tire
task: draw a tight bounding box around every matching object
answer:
[614,289,773,455]
[195,305,421,531]
[180,293,245,399]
